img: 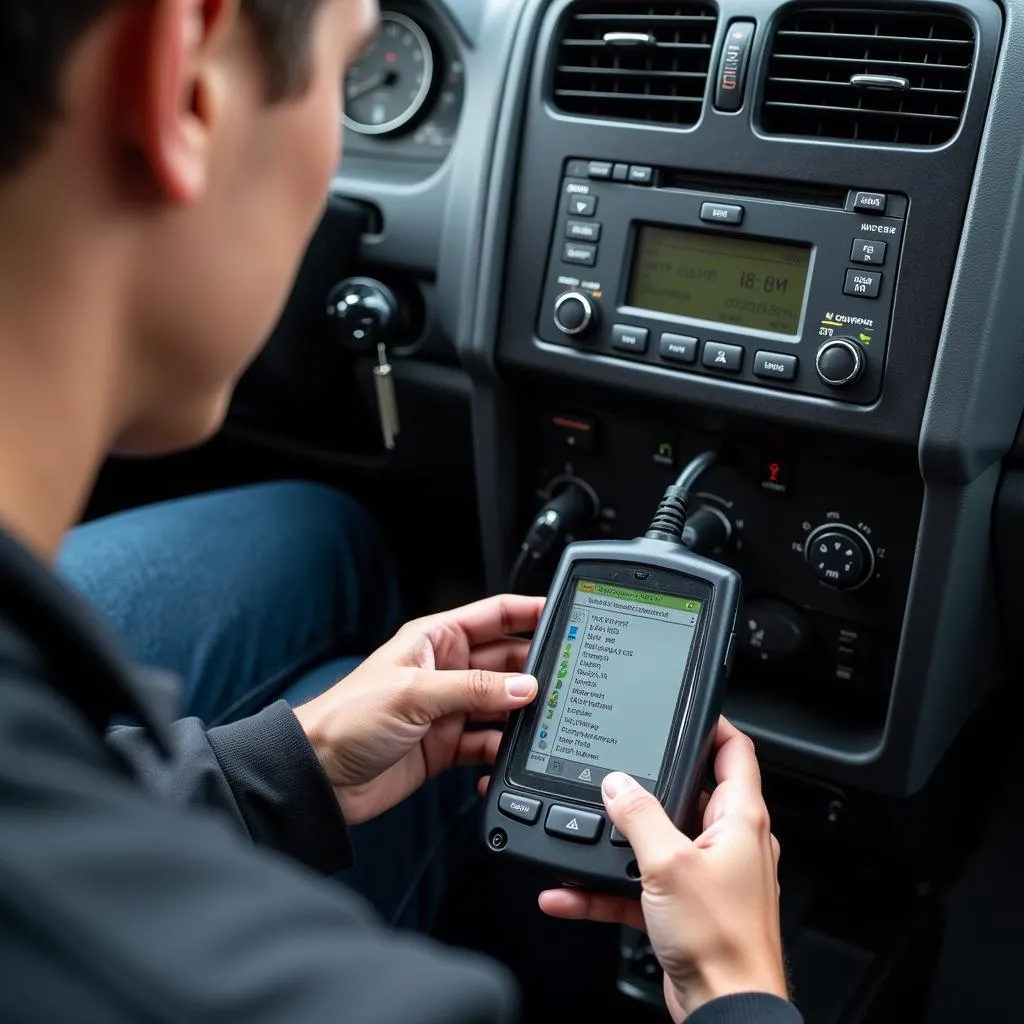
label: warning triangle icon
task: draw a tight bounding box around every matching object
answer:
[566,818,580,831]
[578,768,592,781]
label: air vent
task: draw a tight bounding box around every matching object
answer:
[552,2,718,127]
[762,7,975,146]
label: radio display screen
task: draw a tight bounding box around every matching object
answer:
[628,225,812,336]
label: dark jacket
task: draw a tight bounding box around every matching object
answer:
[0,525,801,1024]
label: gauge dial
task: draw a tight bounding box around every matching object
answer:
[344,12,435,136]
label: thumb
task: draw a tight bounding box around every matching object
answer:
[410,669,537,720]
[602,772,692,869]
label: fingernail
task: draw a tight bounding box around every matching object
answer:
[506,675,537,699]
[603,772,638,799]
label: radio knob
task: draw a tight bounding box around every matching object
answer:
[553,291,597,337]
[816,338,865,388]
[804,524,875,591]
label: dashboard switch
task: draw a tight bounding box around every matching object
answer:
[753,351,798,381]
[588,161,613,180]
[566,194,597,218]
[611,324,650,354]
[567,220,601,242]
[563,242,597,267]
[851,238,888,265]
[853,191,888,214]
[659,333,698,364]
[628,165,654,186]
[805,525,875,591]
[715,21,756,113]
[740,599,810,662]
[703,341,744,372]
[843,269,882,298]
[700,202,744,225]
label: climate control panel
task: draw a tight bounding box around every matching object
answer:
[517,402,922,728]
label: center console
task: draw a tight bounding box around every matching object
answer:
[471,0,1010,800]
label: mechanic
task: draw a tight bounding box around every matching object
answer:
[0,2,799,1023]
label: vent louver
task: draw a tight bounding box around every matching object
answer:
[762,7,975,146]
[551,2,718,127]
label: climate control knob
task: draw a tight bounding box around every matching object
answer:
[804,524,875,591]
[816,337,865,388]
[553,291,597,337]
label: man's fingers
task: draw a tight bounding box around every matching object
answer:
[420,596,546,649]
[712,718,762,794]
[453,729,502,768]
[602,773,691,872]
[412,668,538,721]
[477,775,491,797]
[538,889,645,931]
[469,639,533,674]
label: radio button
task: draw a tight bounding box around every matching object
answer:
[753,351,798,381]
[553,292,596,337]
[843,269,882,298]
[545,805,604,843]
[498,792,542,825]
[563,242,598,267]
[612,163,630,182]
[566,220,601,243]
[628,165,654,186]
[566,194,597,218]
[702,341,744,372]
[659,333,698,364]
[850,238,888,265]
[588,160,613,180]
[700,202,744,225]
[612,325,649,354]
[816,338,865,388]
[853,191,888,214]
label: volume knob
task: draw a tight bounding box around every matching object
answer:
[553,291,597,337]
[816,338,865,388]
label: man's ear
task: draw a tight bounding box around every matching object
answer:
[134,0,240,204]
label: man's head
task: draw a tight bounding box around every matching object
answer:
[0,0,378,453]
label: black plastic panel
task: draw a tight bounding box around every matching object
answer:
[491,0,1002,447]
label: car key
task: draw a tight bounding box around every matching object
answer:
[373,342,400,451]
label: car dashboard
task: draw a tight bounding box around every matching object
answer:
[206,0,1024,1016]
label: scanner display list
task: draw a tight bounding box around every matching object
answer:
[527,581,703,790]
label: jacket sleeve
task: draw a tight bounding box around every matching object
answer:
[106,700,352,875]
[688,994,804,1024]
[0,673,518,1024]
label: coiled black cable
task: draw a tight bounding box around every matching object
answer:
[645,451,718,545]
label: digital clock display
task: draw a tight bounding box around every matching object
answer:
[628,225,812,336]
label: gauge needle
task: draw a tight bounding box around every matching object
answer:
[348,71,398,101]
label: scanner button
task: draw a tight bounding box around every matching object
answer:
[546,806,604,843]
[610,826,631,847]
[498,792,542,825]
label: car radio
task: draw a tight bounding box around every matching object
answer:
[537,159,907,405]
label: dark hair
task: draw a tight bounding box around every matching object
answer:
[0,0,327,177]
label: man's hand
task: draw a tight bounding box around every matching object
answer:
[293,595,542,826]
[538,719,787,1022]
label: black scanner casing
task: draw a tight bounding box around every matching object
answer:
[484,537,742,894]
